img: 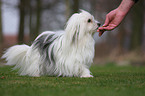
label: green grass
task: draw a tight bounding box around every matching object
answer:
[0,64,145,96]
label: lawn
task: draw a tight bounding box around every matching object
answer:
[0,64,145,96]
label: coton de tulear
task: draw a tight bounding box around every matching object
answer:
[2,10,100,78]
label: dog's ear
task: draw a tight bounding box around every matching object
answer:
[72,24,80,44]
[65,13,81,44]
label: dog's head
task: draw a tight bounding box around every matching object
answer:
[65,10,100,43]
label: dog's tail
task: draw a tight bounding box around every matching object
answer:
[2,45,30,71]
[2,44,41,76]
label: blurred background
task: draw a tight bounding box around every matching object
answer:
[0,0,145,66]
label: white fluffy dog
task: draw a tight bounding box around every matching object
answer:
[2,10,100,78]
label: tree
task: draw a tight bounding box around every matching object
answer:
[28,0,33,42]
[65,0,71,19]
[72,0,79,13]
[65,0,79,20]
[0,0,3,45]
[130,1,144,50]
[28,0,42,42]
[142,0,145,52]
[116,22,126,53]
[18,0,26,44]
[35,0,41,39]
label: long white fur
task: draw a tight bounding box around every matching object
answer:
[2,10,100,77]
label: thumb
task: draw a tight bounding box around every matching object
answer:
[103,16,109,27]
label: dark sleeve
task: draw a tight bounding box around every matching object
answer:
[132,0,139,3]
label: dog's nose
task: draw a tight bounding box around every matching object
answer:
[97,23,101,27]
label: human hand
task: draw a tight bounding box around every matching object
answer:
[97,8,127,36]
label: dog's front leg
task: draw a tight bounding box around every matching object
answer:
[80,67,93,78]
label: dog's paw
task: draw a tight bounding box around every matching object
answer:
[80,74,94,78]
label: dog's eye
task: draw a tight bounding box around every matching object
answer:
[87,19,91,23]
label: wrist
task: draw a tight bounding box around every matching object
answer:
[117,0,135,14]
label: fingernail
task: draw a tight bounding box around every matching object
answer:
[103,24,106,27]
[98,27,103,30]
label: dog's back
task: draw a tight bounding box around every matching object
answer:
[2,31,64,77]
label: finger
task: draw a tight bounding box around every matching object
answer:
[102,26,114,31]
[97,27,105,32]
[98,27,104,30]
[103,15,109,27]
